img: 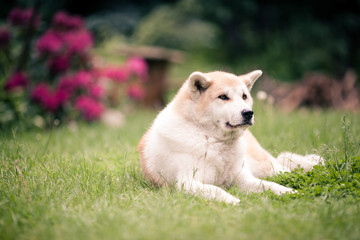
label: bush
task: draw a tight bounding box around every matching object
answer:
[0,8,147,130]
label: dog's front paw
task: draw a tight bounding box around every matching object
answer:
[223,195,241,205]
[272,185,296,195]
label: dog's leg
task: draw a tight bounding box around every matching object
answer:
[235,167,295,195]
[269,159,291,175]
[276,152,323,171]
[176,180,241,204]
[305,154,325,165]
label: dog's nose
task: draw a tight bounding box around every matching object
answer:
[241,110,254,121]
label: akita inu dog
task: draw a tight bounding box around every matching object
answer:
[138,70,322,204]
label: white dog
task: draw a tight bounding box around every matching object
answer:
[138,70,322,204]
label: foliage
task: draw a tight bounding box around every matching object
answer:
[267,157,360,200]
[132,4,218,51]
[86,11,141,43]
[3,0,358,81]
[130,0,360,80]
[0,7,147,130]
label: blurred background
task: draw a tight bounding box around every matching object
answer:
[1,0,359,129]
[1,0,357,78]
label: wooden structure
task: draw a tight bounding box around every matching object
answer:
[119,45,184,108]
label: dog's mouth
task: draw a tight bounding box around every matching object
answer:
[226,121,252,129]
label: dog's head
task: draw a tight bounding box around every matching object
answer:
[182,70,262,134]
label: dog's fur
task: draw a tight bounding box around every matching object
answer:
[138,70,322,204]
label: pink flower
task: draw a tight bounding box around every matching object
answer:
[54,89,68,106]
[75,95,104,121]
[58,75,77,93]
[31,83,57,111]
[8,8,40,28]
[57,71,93,96]
[36,29,93,57]
[0,26,11,50]
[73,71,92,88]
[63,30,93,54]
[126,57,148,80]
[31,83,49,101]
[44,89,68,112]
[4,72,29,91]
[88,85,104,99]
[53,11,84,30]
[43,96,60,111]
[127,83,145,100]
[31,83,68,112]
[47,54,70,73]
[103,66,129,83]
[36,30,63,56]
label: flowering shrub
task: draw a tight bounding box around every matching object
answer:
[0,8,147,128]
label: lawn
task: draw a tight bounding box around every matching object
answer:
[1,102,360,240]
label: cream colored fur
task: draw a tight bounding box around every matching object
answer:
[138,70,323,204]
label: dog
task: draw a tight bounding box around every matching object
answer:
[138,70,323,204]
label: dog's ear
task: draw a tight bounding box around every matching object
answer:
[243,70,262,90]
[189,71,212,96]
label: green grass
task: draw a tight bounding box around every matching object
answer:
[1,103,360,240]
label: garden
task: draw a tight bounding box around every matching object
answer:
[1,1,360,240]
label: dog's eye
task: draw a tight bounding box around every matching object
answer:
[242,94,247,100]
[218,94,229,101]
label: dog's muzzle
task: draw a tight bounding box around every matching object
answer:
[226,110,254,129]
